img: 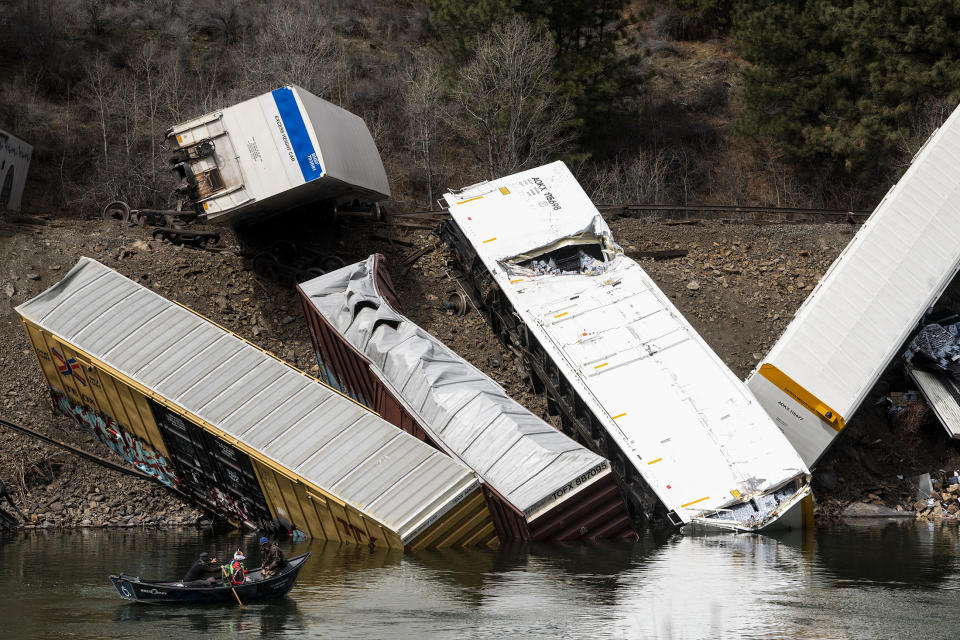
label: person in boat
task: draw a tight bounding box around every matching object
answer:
[222,550,246,586]
[259,536,287,579]
[182,552,219,586]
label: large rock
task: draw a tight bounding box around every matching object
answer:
[841,502,914,518]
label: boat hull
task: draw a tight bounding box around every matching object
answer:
[109,552,310,604]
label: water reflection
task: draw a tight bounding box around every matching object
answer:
[2,523,959,639]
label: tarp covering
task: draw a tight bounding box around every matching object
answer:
[300,256,611,516]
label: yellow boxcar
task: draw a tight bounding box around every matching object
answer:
[17,258,497,550]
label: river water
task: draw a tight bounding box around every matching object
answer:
[1,521,957,639]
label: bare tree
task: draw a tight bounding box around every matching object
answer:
[240,2,345,100]
[448,17,574,178]
[402,50,444,208]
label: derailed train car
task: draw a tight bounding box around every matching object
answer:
[440,161,813,532]
[746,102,960,467]
[167,85,390,227]
[17,258,497,550]
[297,254,636,541]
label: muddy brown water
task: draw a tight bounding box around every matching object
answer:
[3,521,959,639]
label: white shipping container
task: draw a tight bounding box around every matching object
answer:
[746,102,960,468]
[0,129,32,212]
[443,161,812,532]
[167,85,390,227]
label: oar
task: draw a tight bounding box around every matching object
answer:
[231,586,246,609]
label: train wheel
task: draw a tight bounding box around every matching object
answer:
[252,253,281,280]
[102,201,132,224]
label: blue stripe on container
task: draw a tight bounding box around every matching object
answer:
[271,87,323,182]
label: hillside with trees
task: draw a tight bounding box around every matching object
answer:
[1,0,958,216]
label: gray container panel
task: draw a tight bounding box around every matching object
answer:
[109,309,203,372]
[155,336,244,400]
[73,290,168,355]
[177,346,270,409]
[220,371,312,437]
[255,398,366,465]
[43,274,137,338]
[136,323,224,385]
[332,436,435,507]
[298,415,398,484]
[25,268,108,323]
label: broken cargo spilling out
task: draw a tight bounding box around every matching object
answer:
[440,161,812,532]
[297,254,635,540]
[16,258,497,550]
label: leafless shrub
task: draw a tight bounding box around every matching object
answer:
[587,150,675,205]
[239,2,346,102]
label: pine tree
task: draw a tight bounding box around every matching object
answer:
[735,1,960,183]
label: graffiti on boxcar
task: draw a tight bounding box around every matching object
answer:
[209,486,250,523]
[52,388,179,487]
[336,516,377,547]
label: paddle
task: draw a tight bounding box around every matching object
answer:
[231,586,246,609]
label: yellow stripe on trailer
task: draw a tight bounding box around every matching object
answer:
[757,363,845,432]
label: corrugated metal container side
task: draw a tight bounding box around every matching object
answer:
[907,367,960,439]
[17,258,496,550]
[0,129,32,212]
[298,254,635,541]
[746,102,960,468]
[166,85,389,227]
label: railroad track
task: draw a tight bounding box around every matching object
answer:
[386,203,871,225]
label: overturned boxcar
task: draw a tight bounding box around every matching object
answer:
[17,258,497,550]
[297,254,635,541]
[440,161,813,532]
[167,85,390,227]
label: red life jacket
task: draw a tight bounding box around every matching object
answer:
[228,560,246,585]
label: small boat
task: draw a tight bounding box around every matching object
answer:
[109,552,310,604]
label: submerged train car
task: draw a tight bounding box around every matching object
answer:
[16,258,496,550]
[746,102,960,468]
[167,85,390,227]
[441,161,812,532]
[297,254,635,541]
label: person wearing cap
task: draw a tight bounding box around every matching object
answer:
[258,536,287,579]
[182,551,219,586]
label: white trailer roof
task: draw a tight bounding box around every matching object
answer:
[16,258,479,543]
[299,255,613,517]
[746,102,960,467]
[443,161,809,527]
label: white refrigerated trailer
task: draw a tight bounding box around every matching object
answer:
[442,161,812,532]
[746,103,960,468]
[0,129,32,212]
[166,85,389,227]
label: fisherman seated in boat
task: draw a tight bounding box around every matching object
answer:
[222,550,246,586]
[259,536,287,579]
[182,552,219,587]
